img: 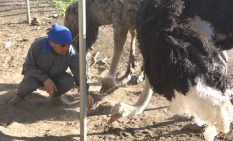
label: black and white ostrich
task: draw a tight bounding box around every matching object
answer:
[109,0,233,140]
[64,0,143,94]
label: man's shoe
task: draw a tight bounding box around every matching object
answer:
[8,95,23,107]
[49,96,69,106]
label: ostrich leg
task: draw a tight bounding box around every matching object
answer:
[100,27,128,94]
[118,29,137,84]
[119,28,145,85]
[108,76,153,123]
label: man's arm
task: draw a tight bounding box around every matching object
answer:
[68,47,80,86]
[69,46,93,110]
[23,42,49,82]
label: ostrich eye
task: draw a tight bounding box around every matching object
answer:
[169,4,177,11]
[168,3,183,16]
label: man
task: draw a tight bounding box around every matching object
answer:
[9,24,93,109]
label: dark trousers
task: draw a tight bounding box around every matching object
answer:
[17,72,74,98]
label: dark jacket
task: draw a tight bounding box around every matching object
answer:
[22,37,80,85]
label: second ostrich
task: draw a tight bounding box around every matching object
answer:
[109,0,233,140]
[64,0,144,94]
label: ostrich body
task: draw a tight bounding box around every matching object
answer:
[64,0,144,94]
[109,0,233,140]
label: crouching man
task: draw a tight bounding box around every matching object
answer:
[9,24,93,110]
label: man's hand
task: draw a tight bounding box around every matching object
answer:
[86,95,94,111]
[43,78,57,95]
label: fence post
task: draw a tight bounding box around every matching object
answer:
[26,0,31,25]
[78,0,87,140]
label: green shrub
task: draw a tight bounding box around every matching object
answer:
[49,0,77,12]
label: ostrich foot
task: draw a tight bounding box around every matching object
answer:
[100,77,118,95]
[118,64,136,85]
[118,72,133,85]
[137,70,145,84]
[118,73,143,86]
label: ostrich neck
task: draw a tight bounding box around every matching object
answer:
[133,76,153,115]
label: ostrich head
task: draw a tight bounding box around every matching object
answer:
[107,102,137,124]
[64,0,99,52]
[107,77,153,124]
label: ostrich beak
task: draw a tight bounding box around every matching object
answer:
[107,114,121,124]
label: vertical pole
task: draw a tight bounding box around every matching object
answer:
[78,0,87,141]
[26,0,31,25]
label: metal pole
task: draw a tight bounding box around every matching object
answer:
[26,0,31,25]
[78,0,87,141]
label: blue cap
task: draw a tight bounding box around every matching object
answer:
[47,24,72,45]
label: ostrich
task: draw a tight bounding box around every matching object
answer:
[109,0,233,118]
[64,0,144,94]
[109,0,233,140]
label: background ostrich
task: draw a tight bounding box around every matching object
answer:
[109,0,233,140]
[64,0,144,94]
[181,0,233,51]
[180,0,233,75]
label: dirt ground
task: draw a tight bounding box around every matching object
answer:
[0,0,233,141]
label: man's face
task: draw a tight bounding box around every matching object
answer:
[49,41,70,56]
